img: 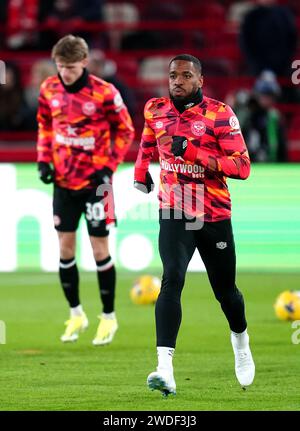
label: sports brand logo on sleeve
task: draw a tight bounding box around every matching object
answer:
[114,93,124,109]
[51,99,60,108]
[229,116,240,130]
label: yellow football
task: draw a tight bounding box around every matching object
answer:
[130,275,161,305]
[274,290,300,321]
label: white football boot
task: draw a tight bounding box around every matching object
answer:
[147,368,176,397]
[231,331,255,388]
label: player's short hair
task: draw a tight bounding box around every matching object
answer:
[51,35,89,63]
[169,54,202,75]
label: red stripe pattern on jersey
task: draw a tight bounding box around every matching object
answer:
[37,74,134,190]
[134,96,250,222]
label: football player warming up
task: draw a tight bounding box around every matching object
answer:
[134,54,255,396]
[37,35,134,345]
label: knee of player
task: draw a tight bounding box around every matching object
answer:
[92,249,110,262]
[162,269,185,289]
[59,244,76,259]
[213,287,243,304]
[58,232,76,259]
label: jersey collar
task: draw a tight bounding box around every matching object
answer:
[58,68,89,93]
[171,88,203,113]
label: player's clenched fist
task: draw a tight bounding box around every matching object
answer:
[171,135,188,157]
[93,167,113,185]
[38,162,54,184]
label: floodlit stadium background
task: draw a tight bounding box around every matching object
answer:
[1,0,300,275]
[1,163,299,273]
[1,1,300,413]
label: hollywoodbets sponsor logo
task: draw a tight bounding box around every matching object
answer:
[161,159,205,178]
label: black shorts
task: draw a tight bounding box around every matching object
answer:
[53,185,115,237]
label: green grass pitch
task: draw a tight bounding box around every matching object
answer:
[0,271,299,411]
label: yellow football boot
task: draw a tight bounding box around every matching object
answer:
[60,313,89,343]
[92,315,118,346]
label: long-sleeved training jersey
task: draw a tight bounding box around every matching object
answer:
[134,95,250,221]
[37,74,135,190]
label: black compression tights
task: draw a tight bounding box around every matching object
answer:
[156,212,247,348]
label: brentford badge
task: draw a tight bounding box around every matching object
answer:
[82,102,96,116]
[155,121,163,129]
[191,121,206,136]
[53,215,61,226]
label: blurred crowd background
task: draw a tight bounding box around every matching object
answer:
[0,0,299,162]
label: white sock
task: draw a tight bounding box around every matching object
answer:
[231,329,249,350]
[70,305,84,317]
[102,312,116,320]
[157,346,175,372]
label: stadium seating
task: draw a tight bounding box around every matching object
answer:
[0,0,299,162]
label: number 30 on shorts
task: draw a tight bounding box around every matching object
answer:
[85,202,105,221]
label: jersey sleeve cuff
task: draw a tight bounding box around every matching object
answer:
[134,167,147,183]
[37,155,52,163]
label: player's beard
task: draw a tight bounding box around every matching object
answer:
[170,85,200,104]
[170,86,203,113]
